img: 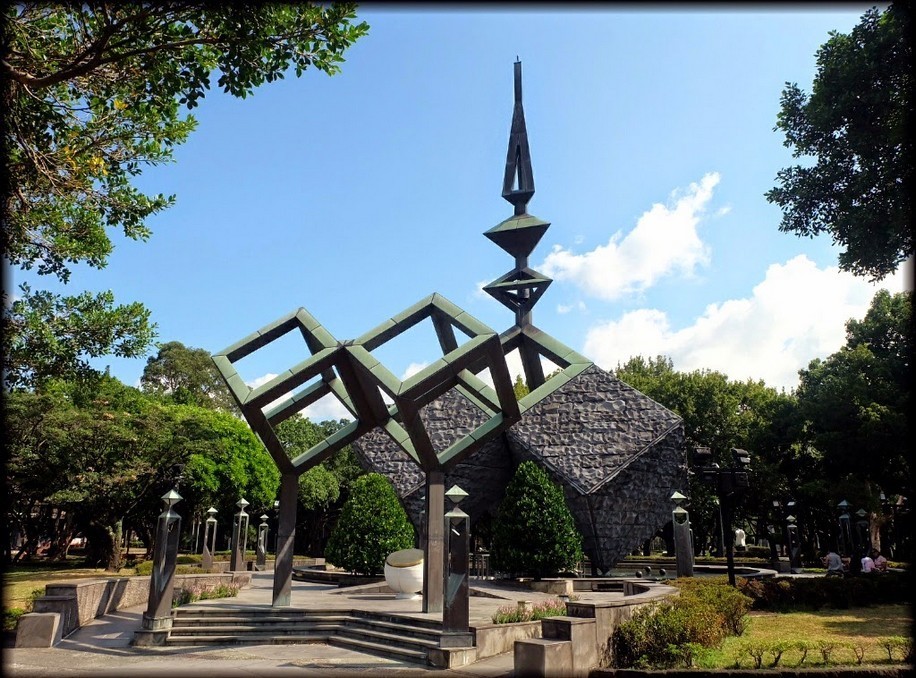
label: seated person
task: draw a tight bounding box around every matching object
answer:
[823,549,845,576]
[861,552,876,573]
[872,550,888,572]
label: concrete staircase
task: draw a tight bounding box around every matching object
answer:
[167,606,446,665]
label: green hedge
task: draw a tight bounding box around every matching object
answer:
[737,572,911,611]
[612,577,752,668]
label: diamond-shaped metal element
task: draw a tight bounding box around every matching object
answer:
[671,491,687,505]
[206,507,217,517]
[484,214,550,259]
[162,489,182,506]
[445,485,469,505]
[463,324,592,414]
[214,295,521,477]
[483,266,552,316]
[236,498,249,510]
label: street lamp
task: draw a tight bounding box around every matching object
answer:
[692,447,751,586]
[786,514,802,573]
[855,508,870,555]
[837,499,852,558]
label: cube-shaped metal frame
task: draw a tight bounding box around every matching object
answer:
[212,295,523,477]
[346,293,521,471]
[212,308,367,475]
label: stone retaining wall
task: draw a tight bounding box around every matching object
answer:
[22,572,250,642]
[514,579,677,675]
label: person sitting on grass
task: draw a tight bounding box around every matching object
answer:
[823,548,845,577]
[872,549,888,572]
[861,551,876,573]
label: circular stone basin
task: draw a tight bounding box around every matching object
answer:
[384,548,424,599]
[606,563,774,579]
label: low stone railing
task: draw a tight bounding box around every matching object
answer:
[514,578,677,677]
[16,571,251,647]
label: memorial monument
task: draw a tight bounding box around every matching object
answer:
[212,62,687,611]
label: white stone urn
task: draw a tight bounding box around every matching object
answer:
[384,548,424,600]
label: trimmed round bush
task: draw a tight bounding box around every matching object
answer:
[325,473,415,576]
[490,461,584,579]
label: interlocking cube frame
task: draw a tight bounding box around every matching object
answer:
[212,294,522,476]
[212,308,366,475]
[348,294,520,470]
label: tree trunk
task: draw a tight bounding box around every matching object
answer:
[86,521,123,571]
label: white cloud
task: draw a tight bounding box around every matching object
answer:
[474,279,491,300]
[401,362,429,380]
[540,173,718,300]
[557,300,588,315]
[583,255,907,392]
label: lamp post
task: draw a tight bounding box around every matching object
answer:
[272,500,280,556]
[693,447,751,586]
[786,514,802,573]
[256,514,269,571]
[837,499,852,557]
[671,491,693,578]
[855,508,870,557]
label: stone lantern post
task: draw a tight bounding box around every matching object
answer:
[230,498,249,571]
[133,490,182,646]
[441,485,472,648]
[201,507,217,570]
[256,514,269,570]
[671,491,694,578]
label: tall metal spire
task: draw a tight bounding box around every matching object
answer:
[502,60,535,216]
[483,60,553,334]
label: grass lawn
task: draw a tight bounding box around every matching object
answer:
[701,604,912,668]
[3,561,138,609]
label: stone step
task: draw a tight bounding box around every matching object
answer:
[174,606,322,617]
[172,614,351,628]
[166,606,445,665]
[336,624,439,652]
[169,623,342,636]
[343,617,442,642]
[350,610,443,631]
[164,633,330,646]
[327,634,429,665]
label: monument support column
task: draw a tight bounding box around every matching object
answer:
[423,470,445,613]
[272,472,297,607]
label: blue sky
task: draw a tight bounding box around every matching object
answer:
[12,6,908,419]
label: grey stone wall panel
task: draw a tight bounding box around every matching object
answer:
[352,365,686,572]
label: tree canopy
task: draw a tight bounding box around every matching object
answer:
[325,473,414,575]
[140,340,235,411]
[2,4,369,389]
[5,375,279,569]
[490,461,583,579]
[275,416,366,555]
[795,289,911,499]
[765,4,912,280]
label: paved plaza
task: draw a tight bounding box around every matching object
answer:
[3,570,585,678]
